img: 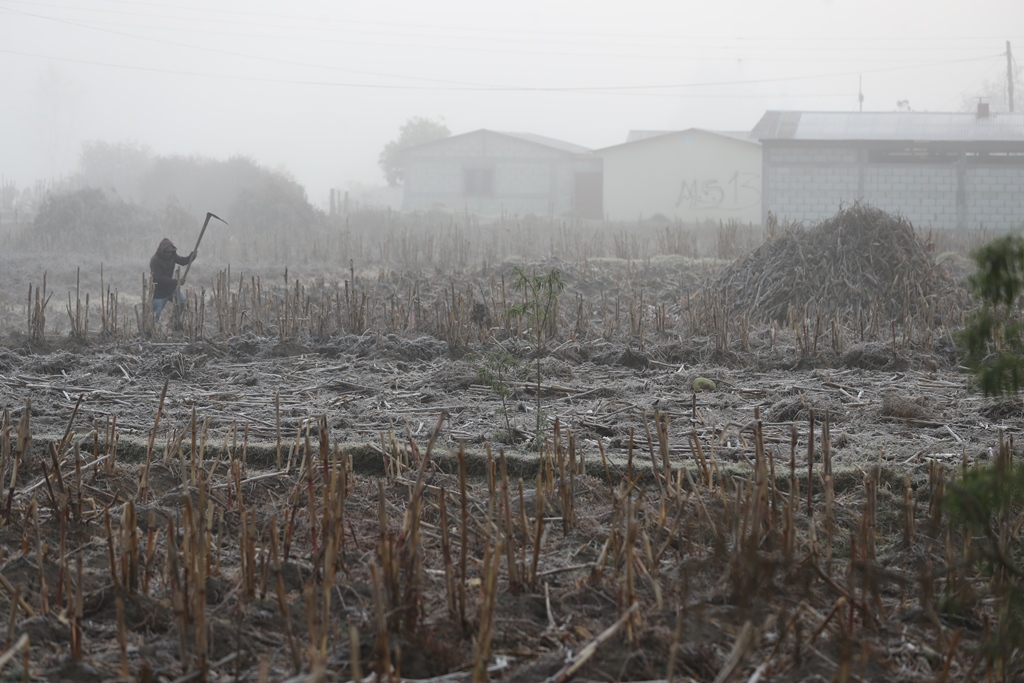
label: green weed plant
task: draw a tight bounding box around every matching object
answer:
[507,266,566,448]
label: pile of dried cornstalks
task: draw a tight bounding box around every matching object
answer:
[713,203,965,324]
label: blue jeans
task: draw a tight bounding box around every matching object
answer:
[153,289,185,322]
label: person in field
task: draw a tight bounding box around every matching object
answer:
[150,238,196,323]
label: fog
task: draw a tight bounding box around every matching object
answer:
[1,0,1021,208]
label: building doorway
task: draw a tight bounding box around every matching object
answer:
[574,172,603,219]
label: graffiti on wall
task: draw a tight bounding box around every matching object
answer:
[675,172,761,211]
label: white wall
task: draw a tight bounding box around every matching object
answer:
[402,131,598,216]
[599,131,762,224]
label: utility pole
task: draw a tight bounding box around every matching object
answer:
[1008,41,1015,112]
[858,75,864,112]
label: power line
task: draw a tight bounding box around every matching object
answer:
[0,4,496,88]
[2,19,996,63]
[0,3,1006,94]
[0,6,1001,63]
[0,0,1018,50]
[0,46,1003,97]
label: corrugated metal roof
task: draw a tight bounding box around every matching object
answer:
[497,131,591,154]
[753,110,1024,142]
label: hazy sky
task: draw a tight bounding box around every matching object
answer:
[1,0,1022,207]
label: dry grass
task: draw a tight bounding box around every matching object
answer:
[0,396,1018,681]
[0,207,1017,681]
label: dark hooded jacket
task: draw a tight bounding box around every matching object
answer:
[150,238,193,299]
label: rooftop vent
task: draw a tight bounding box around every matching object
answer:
[977,101,991,118]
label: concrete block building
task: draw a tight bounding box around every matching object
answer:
[754,108,1024,230]
[399,130,603,218]
[596,129,762,223]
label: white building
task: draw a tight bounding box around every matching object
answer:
[399,130,602,218]
[595,129,762,224]
[754,107,1024,230]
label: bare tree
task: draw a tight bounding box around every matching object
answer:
[959,70,1021,113]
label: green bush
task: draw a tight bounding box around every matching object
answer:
[961,234,1024,395]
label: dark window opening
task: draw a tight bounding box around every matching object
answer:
[464,168,494,196]
[965,152,1024,165]
[868,148,959,163]
[868,148,1024,165]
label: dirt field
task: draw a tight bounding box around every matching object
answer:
[0,215,1020,682]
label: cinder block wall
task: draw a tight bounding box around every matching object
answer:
[964,167,1024,230]
[764,145,1024,230]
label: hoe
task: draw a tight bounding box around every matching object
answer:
[181,211,228,284]
[172,211,228,321]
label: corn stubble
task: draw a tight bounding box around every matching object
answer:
[26,208,984,354]
[0,216,1018,680]
[0,389,1016,682]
